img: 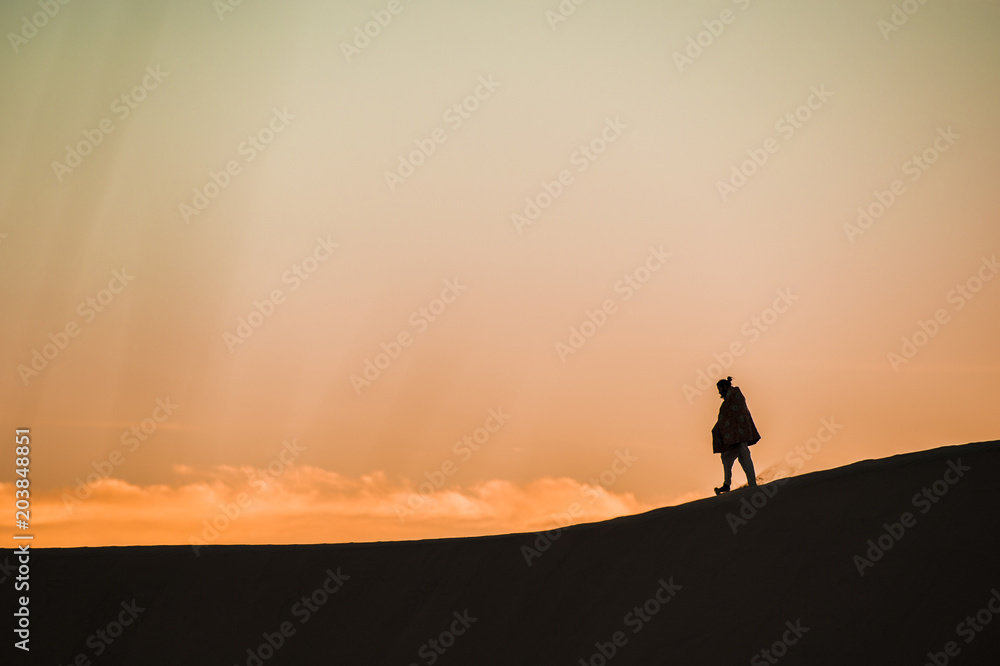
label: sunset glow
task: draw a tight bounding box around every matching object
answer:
[2,0,998,549]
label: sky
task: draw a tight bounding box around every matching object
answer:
[1,0,998,549]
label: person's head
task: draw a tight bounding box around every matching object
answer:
[716,376,733,399]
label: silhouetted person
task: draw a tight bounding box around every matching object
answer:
[712,376,760,495]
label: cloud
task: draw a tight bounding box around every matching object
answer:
[13,465,663,548]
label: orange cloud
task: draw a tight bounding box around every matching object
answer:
[19,465,665,550]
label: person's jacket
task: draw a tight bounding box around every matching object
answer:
[711,386,761,454]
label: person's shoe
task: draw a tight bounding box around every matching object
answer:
[714,485,730,496]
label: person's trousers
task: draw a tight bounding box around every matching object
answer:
[721,442,756,487]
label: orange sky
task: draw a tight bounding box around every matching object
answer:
[2,0,999,549]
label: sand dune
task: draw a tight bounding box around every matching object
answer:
[11,439,1000,665]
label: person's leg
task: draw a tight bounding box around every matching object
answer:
[736,443,757,487]
[720,449,737,488]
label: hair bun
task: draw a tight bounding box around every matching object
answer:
[727,376,733,382]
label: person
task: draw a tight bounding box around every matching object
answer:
[711,376,760,495]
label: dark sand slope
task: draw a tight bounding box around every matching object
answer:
[12,440,1000,665]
